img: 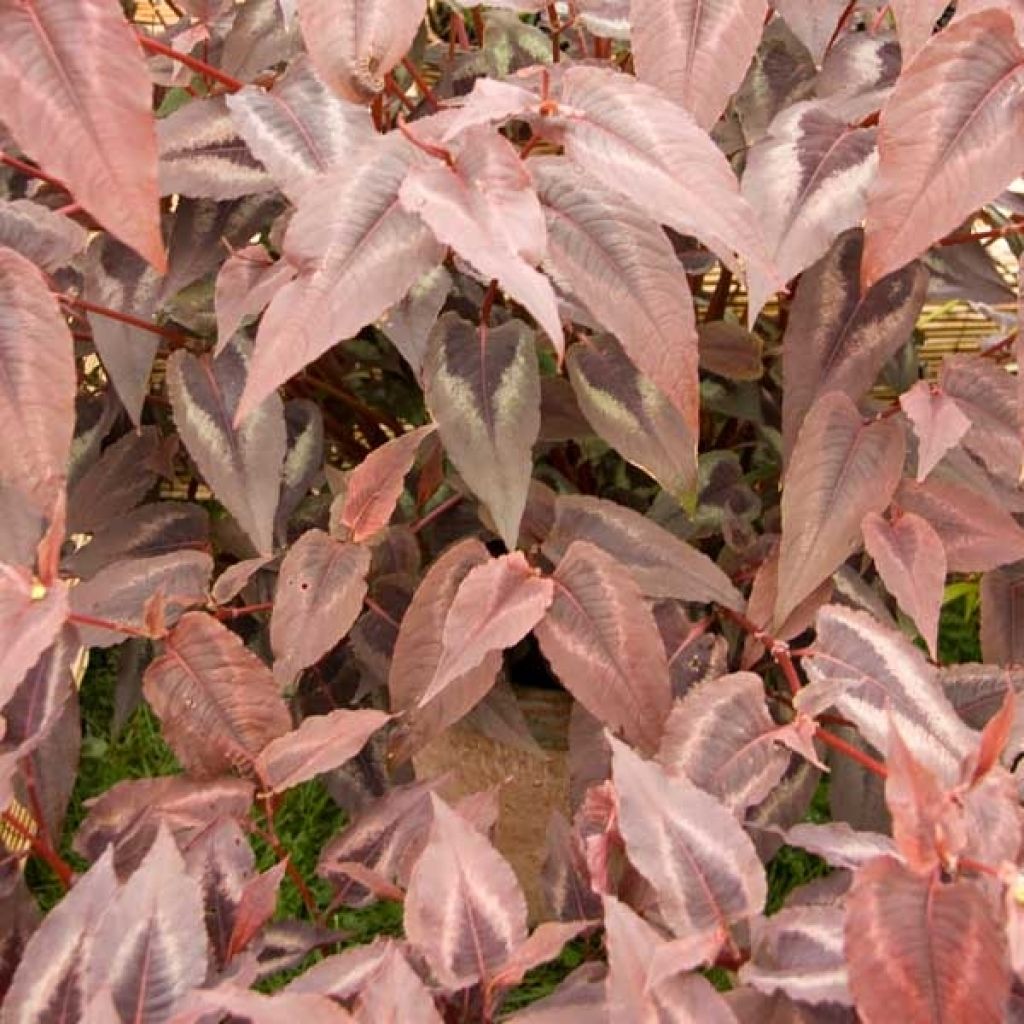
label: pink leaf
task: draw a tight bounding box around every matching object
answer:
[215,246,297,346]
[0,0,163,269]
[862,10,1024,287]
[295,0,426,103]
[336,424,437,543]
[784,821,896,870]
[772,0,851,64]
[630,0,767,128]
[226,860,289,960]
[0,247,76,512]
[353,945,443,1024]
[256,708,391,794]
[890,0,952,62]
[541,811,602,923]
[899,380,972,482]
[269,530,371,687]
[405,795,528,990]
[489,921,590,995]
[534,541,672,754]
[183,987,355,1023]
[776,391,906,625]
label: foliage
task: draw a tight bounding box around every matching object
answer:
[1,1,1024,1021]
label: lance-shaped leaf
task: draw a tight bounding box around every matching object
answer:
[158,96,272,201]
[863,511,945,659]
[270,530,371,687]
[227,55,376,202]
[215,246,297,345]
[567,333,698,503]
[776,392,906,625]
[891,0,961,64]
[899,380,971,482]
[378,265,453,379]
[0,0,163,268]
[557,65,776,282]
[295,0,426,103]
[797,605,975,781]
[489,922,591,996]
[981,561,1024,665]
[400,127,562,352]
[0,247,75,511]
[238,134,444,423]
[658,672,792,814]
[543,494,744,610]
[863,10,1024,287]
[142,611,292,779]
[256,708,391,794]
[535,541,672,754]
[845,857,1009,1024]
[168,336,287,556]
[87,826,209,1023]
[421,552,554,706]
[743,103,877,319]
[894,474,1024,572]
[353,945,443,1024]
[405,795,528,990]
[0,199,88,272]
[785,821,896,870]
[611,738,766,943]
[181,987,356,1023]
[740,905,851,1007]
[424,313,540,551]
[772,0,850,64]
[630,0,766,129]
[2,848,117,1024]
[336,424,436,543]
[533,157,699,430]
[780,229,927,459]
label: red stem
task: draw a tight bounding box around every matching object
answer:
[0,810,73,889]
[365,596,400,629]
[136,33,244,93]
[68,612,149,638]
[0,152,69,193]
[213,602,274,620]
[939,219,1024,247]
[400,57,440,112]
[547,4,563,62]
[815,727,888,779]
[59,295,193,349]
[411,493,463,534]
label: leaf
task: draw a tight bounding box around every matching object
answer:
[405,795,528,990]
[86,826,208,1023]
[981,561,1024,665]
[543,494,744,610]
[168,336,287,556]
[424,313,540,550]
[277,398,325,539]
[862,10,1024,287]
[533,157,699,430]
[556,65,775,281]
[698,321,764,381]
[295,0,426,103]
[181,987,356,1023]
[227,54,376,202]
[845,857,1010,1024]
[784,821,896,870]
[336,424,437,543]
[630,0,766,129]
[0,199,88,272]
[776,391,906,625]
[400,126,562,352]
[256,709,391,794]
[378,266,453,379]
[0,247,76,511]
[419,552,552,708]
[238,134,443,423]
[214,246,297,344]
[142,611,292,779]
[2,848,117,1024]
[535,541,672,754]
[899,380,971,482]
[541,812,602,923]
[567,333,699,503]
[797,605,976,782]
[780,229,927,459]
[658,672,792,814]
[489,922,590,995]
[772,0,851,64]
[612,737,766,943]
[863,511,945,658]
[353,945,444,1024]
[890,0,955,63]
[742,103,878,319]
[270,530,371,687]
[0,0,163,268]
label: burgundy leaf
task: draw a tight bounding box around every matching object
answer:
[424,313,540,550]
[0,0,163,268]
[238,134,443,423]
[168,336,287,556]
[270,530,371,687]
[295,0,426,103]
[226,860,288,961]
[142,611,291,779]
[0,875,40,1004]
[780,229,927,459]
[698,321,765,381]
[535,541,672,754]
[776,391,906,625]
[276,398,325,540]
[630,0,766,129]
[772,0,851,64]
[899,380,971,482]
[845,857,1010,1024]
[541,811,602,923]
[0,199,88,272]
[353,945,443,1024]
[0,247,75,511]
[405,795,528,990]
[220,0,297,82]
[612,737,766,944]
[533,156,699,431]
[214,245,297,345]
[862,10,1024,287]
[256,709,391,794]
[862,511,946,659]
[336,424,437,543]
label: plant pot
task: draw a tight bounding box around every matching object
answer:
[412,686,573,923]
